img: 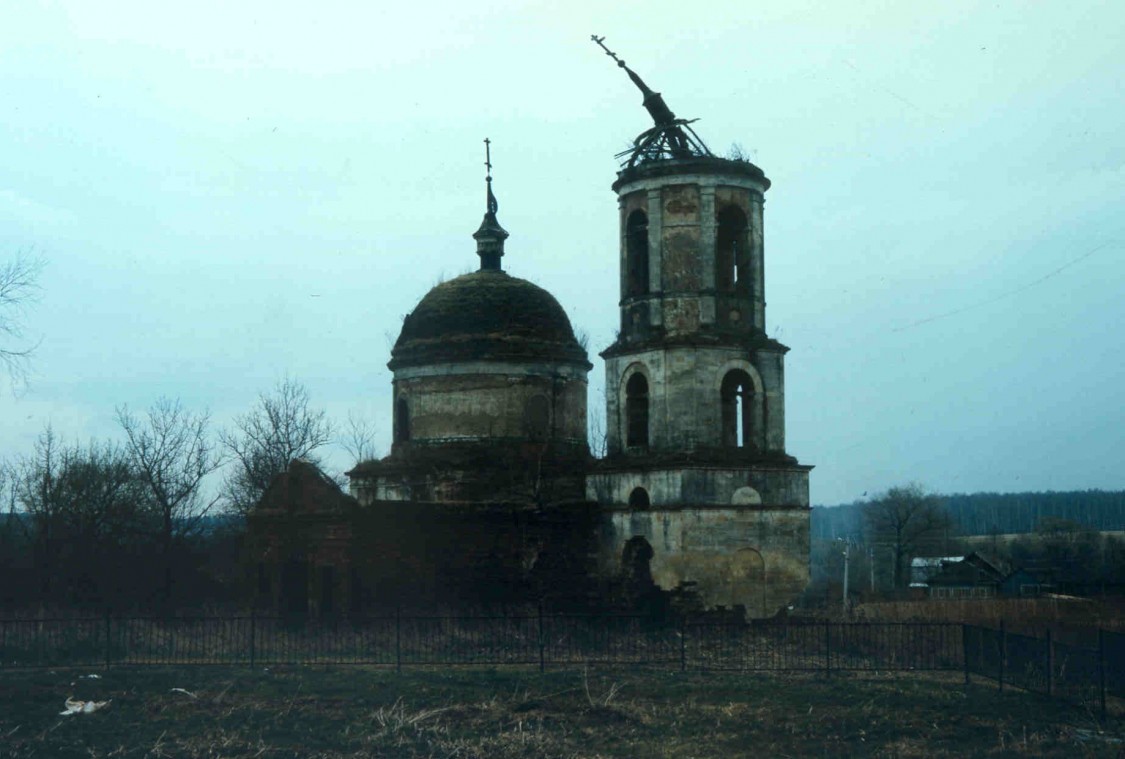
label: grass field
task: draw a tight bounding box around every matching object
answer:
[0,665,1121,757]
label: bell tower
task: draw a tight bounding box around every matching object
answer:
[587,37,811,617]
[607,157,786,455]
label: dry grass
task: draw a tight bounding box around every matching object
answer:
[854,598,1125,640]
[0,665,1121,757]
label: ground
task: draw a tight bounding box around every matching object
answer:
[0,666,1120,757]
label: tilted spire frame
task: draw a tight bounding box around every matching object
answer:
[591,35,713,168]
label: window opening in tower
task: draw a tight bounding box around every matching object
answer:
[626,210,649,297]
[717,206,749,294]
[625,373,649,448]
[721,370,754,449]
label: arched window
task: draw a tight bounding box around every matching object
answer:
[625,210,649,297]
[524,394,550,441]
[716,206,749,293]
[625,373,649,448]
[628,487,650,508]
[721,370,754,448]
[394,397,410,443]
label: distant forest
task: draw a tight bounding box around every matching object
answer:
[812,490,1125,541]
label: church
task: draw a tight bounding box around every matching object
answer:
[248,43,811,618]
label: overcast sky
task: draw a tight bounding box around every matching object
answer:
[1,1,1121,505]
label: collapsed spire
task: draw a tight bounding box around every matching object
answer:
[591,35,713,168]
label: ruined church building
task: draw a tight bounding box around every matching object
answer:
[249,41,811,618]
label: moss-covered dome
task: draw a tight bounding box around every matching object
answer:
[389,270,591,369]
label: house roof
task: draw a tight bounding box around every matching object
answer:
[253,459,356,516]
[927,552,1005,587]
[911,556,964,568]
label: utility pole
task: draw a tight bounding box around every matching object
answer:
[837,538,850,615]
[869,546,876,593]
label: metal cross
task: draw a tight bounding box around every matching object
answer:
[591,35,624,67]
[484,138,492,179]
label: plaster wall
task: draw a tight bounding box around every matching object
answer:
[586,465,809,508]
[598,506,809,617]
[615,172,768,341]
[604,346,785,455]
[394,361,587,445]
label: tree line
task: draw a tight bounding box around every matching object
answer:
[808,485,1125,605]
[812,489,1125,542]
[0,378,375,611]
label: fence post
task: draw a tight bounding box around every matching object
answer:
[1045,628,1052,697]
[998,620,1005,693]
[249,610,256,670]
[395,607,402,674]
[537,601,545,674]
[104,607,111,670]
[962,624,970,686]
[680,614,687,673]
[1099,629,1107,723]
[824,620,831,677]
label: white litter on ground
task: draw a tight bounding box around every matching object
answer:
[169,688,198,699]
[59,698,111,716]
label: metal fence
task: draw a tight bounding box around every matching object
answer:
[0,613,958,671]
[0,613,1117,719]
[963,622,1119,719]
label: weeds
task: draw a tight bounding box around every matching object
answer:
[368,697,449,735]
[582,665,621,708]
[0,667,1116,757]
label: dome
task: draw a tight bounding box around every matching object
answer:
[390,270,591,369]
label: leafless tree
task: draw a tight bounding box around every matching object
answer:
[863,483,953,589]
[339,410,379,465]
[588,390,608,458]
[0,254,45,389]
[219,378,333,515]
[12,425,143,603]
[117,397,222,603]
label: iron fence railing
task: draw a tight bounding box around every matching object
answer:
[0,613,1116,720]
[963,621,1115,719]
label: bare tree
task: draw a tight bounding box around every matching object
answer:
[12,425,143,604]
[117,397,221,604]
[219,378,333,515]
[863,483,953,589]
[339,410,379,465]
[0,254,45,388]
[588,389,608,458]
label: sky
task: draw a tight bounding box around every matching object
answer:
[0,0,1122,506]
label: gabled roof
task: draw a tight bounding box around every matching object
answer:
[254,459,357,516]
[927,552,1005,587]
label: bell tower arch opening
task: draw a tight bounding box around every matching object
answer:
[625,210,650,297]
[721,369,755,449]
[625,373,649,449]
[716,205,750,293]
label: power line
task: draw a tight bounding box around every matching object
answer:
[893,242,1112,332]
